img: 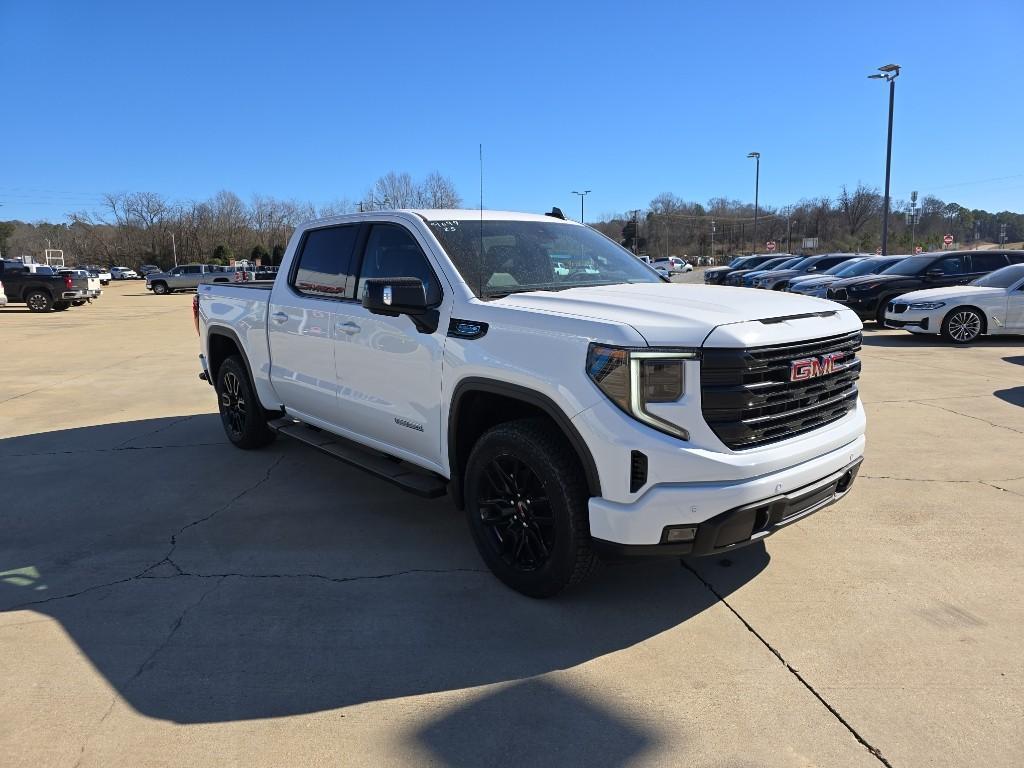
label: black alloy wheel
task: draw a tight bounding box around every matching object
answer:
[215,355,275,449]
[26,291,53,312]
[465,419,597,598]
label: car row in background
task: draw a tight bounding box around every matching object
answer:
[703,253,782,285]
[146,263,280,294]
[0,259,92,311]
[825,250,1024,325]
[883,264,1024,342]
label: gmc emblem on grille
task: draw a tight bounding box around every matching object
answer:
[790,352,845,382]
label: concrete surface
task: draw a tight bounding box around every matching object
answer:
[1,280,1022,767]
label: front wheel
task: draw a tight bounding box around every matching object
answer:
[464,418,597,598]
[215,356,276,449]
[151,281,169,295]
[942,307,983,343]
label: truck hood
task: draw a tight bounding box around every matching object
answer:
[496,283,857,347]
[891,285,1004,304]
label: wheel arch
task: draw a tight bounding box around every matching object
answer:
[207,326,255,388]
[447,378,601,509]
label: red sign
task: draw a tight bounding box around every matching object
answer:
[943,234,954,246]
[766,240,777,252]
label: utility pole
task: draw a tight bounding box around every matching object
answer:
[630,210,641,255]
[869,64,900,255]
[171,231,178,267]
[710,219,716,263]
[999,223,1008,246]
[747,152,760,253]
[906,190,919,254]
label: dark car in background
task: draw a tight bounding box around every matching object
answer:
[724,255,794,286]
[827,250,1024,323]
[751,253,863,291]
[788,255,906,298]
[739,256,804,286]
[703,254,777,285]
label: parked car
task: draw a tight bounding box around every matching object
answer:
[827,250,1024,324]
[197,209,866,597]
[85,267,112,285]
[147,264,227,294]
[703,254,777,285]
[752,254,862,291]
[883,264,1024,342]
[788,256,905,298]
[0,260,88,311]
[652,256,692,274]
[139,264,162,277]
[739,257,804,287]
[0,279,7,307]
[57,269,102,303]
[724,255,793,286]
[110,266,139,280]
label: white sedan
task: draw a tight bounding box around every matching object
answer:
[884,264,1024,343]
[651,256,693,274]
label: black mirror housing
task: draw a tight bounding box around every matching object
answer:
[924,269,944,278]
[361,277,439,334]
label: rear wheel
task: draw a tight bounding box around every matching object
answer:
[26,291,53,312]
[464,418,597,598]
[941,307,983,343]
[215,356,276,449]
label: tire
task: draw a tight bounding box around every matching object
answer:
[875,300,890,326]
[25,291,53,312]
[941,306,984,344]
[151,281,169,295]
[464,418,597,598]
[215,355,276,449]
[54,301,71,311]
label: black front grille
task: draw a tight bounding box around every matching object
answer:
[889,302,907,314]
[701,331,861,450]
[827,287,848,301]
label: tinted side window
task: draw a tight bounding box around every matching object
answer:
[816,257,845,269]
[1009,253,1024,265]
[184,265,203,274]
[970,253,1009,272]
[357,224,441,305]
[932,256,965,275]
[292,225,359,299]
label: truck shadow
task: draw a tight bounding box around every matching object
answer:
[0,416,769,726]
[861,330,1024,349]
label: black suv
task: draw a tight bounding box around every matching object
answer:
[703,254,777,285]
[753,253,862,290]
[827,250,1024,323]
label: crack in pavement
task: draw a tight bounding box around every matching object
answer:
[680,561,895,768]
[861,473,1024,500]
[113,414,196,449]
[916,400,1024,435]
[0,441,225,459]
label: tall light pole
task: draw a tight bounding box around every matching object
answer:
[571,190,591,224]
[747,152,760,253]
[869,63,900,255]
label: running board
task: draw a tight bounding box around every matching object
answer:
[267,417,448,498]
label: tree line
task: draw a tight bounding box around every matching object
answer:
[1,176,1020,269]
[591,184,1023,260]
[0,171,461,268]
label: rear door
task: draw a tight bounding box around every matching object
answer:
[966,252,1009,282]
[331,221,449,469]
[268,223,360,424]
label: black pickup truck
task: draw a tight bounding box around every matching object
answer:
[0,261,88,312]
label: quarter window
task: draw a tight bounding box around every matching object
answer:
[357,224,441,305]
[292,225,359,298]
[970,253,1008,272]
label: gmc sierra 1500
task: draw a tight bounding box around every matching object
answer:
[197,209,866,597]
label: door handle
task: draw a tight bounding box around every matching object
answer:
[337,321,361,335]
[271,311,289,324]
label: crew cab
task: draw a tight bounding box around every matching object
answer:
[827,250,1024,324]
[57,268,103,303]
[0,260,88,311]
[197,210,866,597]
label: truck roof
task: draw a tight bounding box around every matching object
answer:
[300,209,584,230]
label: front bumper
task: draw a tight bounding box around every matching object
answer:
[884,309,933,332]
[587,430,866,548]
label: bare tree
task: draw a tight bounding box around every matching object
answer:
[838,184,880,235]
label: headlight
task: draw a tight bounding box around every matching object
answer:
[908,301,946,310]
[586,344,694,440]
[851,282,881,292]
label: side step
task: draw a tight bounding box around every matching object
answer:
[268,417,448,498]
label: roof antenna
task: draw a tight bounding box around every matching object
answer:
[479,143,484,299]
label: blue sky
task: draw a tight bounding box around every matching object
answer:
[2,0,1022,223]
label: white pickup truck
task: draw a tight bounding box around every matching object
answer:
[196,209,865,597]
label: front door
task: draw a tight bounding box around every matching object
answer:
[332,221,449,470]
[1006,278,1024,330]
[268,223,359,424]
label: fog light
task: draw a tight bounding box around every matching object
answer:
[664,526,697,543]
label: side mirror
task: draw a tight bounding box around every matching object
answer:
[361,277,439,334]
[925,269,944,279]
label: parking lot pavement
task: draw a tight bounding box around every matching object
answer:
[2,282,1022,767]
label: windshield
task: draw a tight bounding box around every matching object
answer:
[727,256,749,267]
[753,258,787,271]
[428,219,662,298]
[822,259,862,276]
[771,258,802,270]
[971,265,1024,288]
[836,258,894,277]
[882,255,932,275]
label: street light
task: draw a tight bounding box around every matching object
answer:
[747,152,760,253]
[571,190,591,224]
[868,63,900,255]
